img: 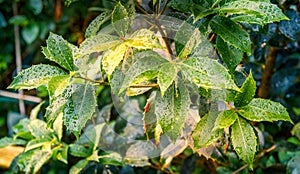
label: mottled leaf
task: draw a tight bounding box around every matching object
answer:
[216,36,243,72]
[69,144,92,157]
[47,75,70,98]
[8,64,66,90]
[119,50,167,94]
[70,159,89,174]
[28,119,52,138]
[213,110,238,131]
[234,71,256,107]
[210,16,251,53]
[27,149,53,173]
[155,80,190,142]
[85,11,111,38]
[180,57,239,91]
[112,2,128,37]
[158,63,177,96]
[0,137,26,148]
[25,137,51,151]
[79,34,121,56]
[221,0,288,25]
[102,43,127,76]
[99,151,124,166]
[192,112,223,149]
[125,29,161,49]
[231,117,257,169]
[43,33,75,71]
[238,98,292,123]
[53,112,63,141]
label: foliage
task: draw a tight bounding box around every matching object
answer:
[1,0,299,173]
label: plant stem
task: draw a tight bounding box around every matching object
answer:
[13,0,26,116]
[258,47,280,98]
[0,90,42,103]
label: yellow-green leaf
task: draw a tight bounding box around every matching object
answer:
[85,11,111,38]
[158,63,177,96]
[213,110,238,131]
[112,2,128,37]
[234,70,256,107]
[125,29,162,49]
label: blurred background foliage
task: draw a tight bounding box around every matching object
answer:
[0,0,300,173]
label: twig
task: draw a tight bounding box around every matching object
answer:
[129,84,159,88]
[156,0,170,19]
[258,47,280,98]
[232,145,277,174]
[0,90,42,103]
[13,0,25,116]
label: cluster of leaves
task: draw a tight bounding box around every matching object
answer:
[0,0,296,173]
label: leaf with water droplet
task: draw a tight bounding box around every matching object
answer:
[231,117,257,170]
[180,57,239,91]
[8,64,67,90]
[237,98,293,123]
[85,11,111,38]
[112,2,129,37]
[158,62,178,96]
[155,80,190,142]
[43,33,75,71]
[234,70,256,107]
[192,112,223,149]
[119,50,167,94]
[216,36,243,73]
[221,0,288,25]
[210,16,251,54]
[125,29,162,50]
[213,110,238,131]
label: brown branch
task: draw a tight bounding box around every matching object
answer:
[0,90,42,103]
[13,0,25,116]
[258,47,280,98]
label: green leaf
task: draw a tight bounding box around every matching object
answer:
[209,16,251,54]
[213,110,238,131]
[28,119,52,137]
[143,92,157,140]
[125,29,162,49]
[99,151,124,166]
[29,0,43,15]
[30,101,45,120]
[70,159,89,174]
[119,50,168,94]
[25,137,52,151]
[175,21,202,58]
[192,112,223,149]
[85,11,111,38]
[112,2,128,37]
[216,36,243,72]
[234,71,256,107]
[9,15,29,25]
[7,64,66,90]
[158,63,177,96]
[126,71,157,96]
[0,137,26,148]
[291,122,300,140]
[220,0,288,25]
[43,33,75,71]
[155,80,190,142]
[21,23,39,44]
[47,75,71,98]
[26,149,53,173]
[53,112,63,141]
[69,144,92,157]
[180,57,239,91]
[287,154,300,174]
[64,83,97,135]
[79,34,121,56]
[238,98,292,123]
[13,118,34,140]
[231,117,257,169]
[102,43,127,76]
[56,145,68,164]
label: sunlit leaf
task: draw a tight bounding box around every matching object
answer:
[43,33,75,71]
[119,50,167,94]
[180,57,239,91]
[30,101,45,120]
[102,43,127,76]
[155,80,190,142]
[69,144,92,157]
[238,98,292,123]
[47,75,70,98]
[8,64,66,90]
[192,112,223,149]
[28,119,52,138]
[158,63,177,96]
[85,11,111,38]
[99,151,124,166]
[210,16,251,54]
[234,70,256,107]
[28,149,52,173]
[25,137,51,151]
[125,29,162,49]
[112,2,128,37]
[231,117,257,169]
[79,34,121,56]
[53,112,63,141]
[213,110,238,131]
[291,122,300,140]
[70,159,89,174]
[216,36,243,72]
